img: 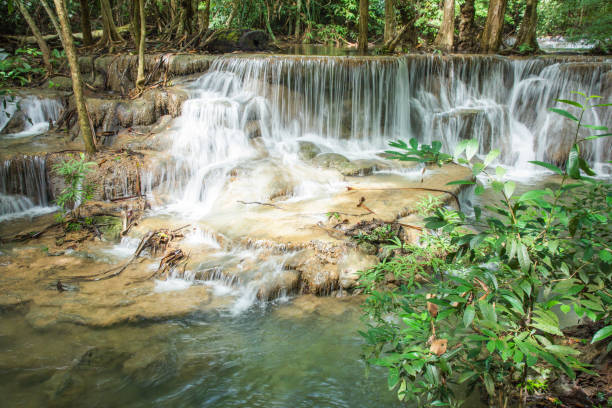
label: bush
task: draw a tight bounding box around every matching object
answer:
[360,93,612,407]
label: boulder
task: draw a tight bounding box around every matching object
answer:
[204,29,272,53]
[312,153,376,176]
[0,111,26,134]
[297,141,321,161]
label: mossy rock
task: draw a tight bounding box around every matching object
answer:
[298,141,321,160]
[93,216,123,242]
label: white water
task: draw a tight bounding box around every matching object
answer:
[138,55,610,308]
[0,95,63,137]
[0,156,53,220]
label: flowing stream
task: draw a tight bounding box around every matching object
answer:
[0,54,610,406]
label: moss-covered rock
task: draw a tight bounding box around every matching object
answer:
[297,141,321,161]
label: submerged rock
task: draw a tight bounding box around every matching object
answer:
[297,141,321,161]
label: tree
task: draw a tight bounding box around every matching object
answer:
[480,0,508,53]
[15,0,52,73]
[98,0,125,48]
[200,0,211,33]
[136,0,146,89]
[513,0,540,53]
[53,0,96,154]
[433,0,455,52]
[79,0,93,46]
[384,0,396,43]
[40,0,63,44]
[225,0,240,27]
[358,0,369,53]
[457,0,478,52]
[295,0,302,38]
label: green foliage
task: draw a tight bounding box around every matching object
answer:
[0,47,45,89]
[360,95,612,406]
[52,153,97,218]
[386,138,453,167]
[415,194,444,217]
[353,224,397,245]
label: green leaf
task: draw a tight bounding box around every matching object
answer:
[483,149,500,167]
[518,189,552,202]
[483,373,495,396]
[546,345,581,357]
[458,371,477,384]
[479,300,497,323]
[582,124,608,131]
[567,145,580,179]
[592,326,612,343]
[465,139,479,161]
[495,166,507,179]
[549,107,579,122]
[447,179,476,185]
[599,249,612,264]
[517,243,531,272]
[503,181,516,198]
[529,161,563,175]
[463,305,475,328]
[388,366,400,390]
[560,304,571,314]
[583,132,612,141]
[593,103,612,107]
[453,140,469,158]
[555,99,583,109]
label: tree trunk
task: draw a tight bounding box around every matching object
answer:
[98,0,125,47]
[264,0,277,42]
[295,0,302,38]
[384,0,396,43]
[457,0,477,52]
[433,0,455,51]
[130,0,141,48]
[136,0,146,89]
[78,0,93,46]
[15,0,53,73]
[513,0,539,53]
[200,0,211,32]
[480,0,508,53]
[53,0,96,154]
[302,0,312,43]
[225,0,239,27]
[40,0,63,43]
[358,0,369,53]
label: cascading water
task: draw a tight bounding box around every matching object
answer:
[143,54,610,308]
[0,95,63,137]
[0,155,55,222]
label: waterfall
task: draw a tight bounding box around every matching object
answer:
[0,95,63,137]
[0,155,55,222]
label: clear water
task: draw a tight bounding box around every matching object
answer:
[0,300,402,408]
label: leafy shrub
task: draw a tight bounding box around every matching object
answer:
[52,153,96,218]
[360,94,611,407]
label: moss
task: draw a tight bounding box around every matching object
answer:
[93,216,123,242]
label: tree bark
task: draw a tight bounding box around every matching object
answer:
[40,0,63,43]
[15,0,53,73]
[200,0,211,32]
[130,0,141,48]
[78,0,93,46]
[302,0,312,43]
[225,0,239,27]
[384,0,396,43]
[433,0,455,51]
[53,0,96,154]
[98,0,125,47]
[295,0,302,38]
[136,0,146,89]
[480,0,508,53]
[513,0,539,53]
[457,0,478,52]
[358,0,369,53]
[264,0,277,42]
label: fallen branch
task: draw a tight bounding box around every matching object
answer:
[237,200,284,209]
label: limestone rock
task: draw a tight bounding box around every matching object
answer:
[297,141,321,161]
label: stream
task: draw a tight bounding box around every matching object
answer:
[0,52,610,406]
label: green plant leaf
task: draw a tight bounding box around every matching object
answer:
[567,145,580,179]
[483,149,500,167]
[578,158,596,176]
[591,325,612,343]
[555,99,583,109]
[529,161,563,175]
[581,124,607,131]
[549,107,579,122]
[465,139,479,161]
[447,179,476,185]
[463,305,475,328]
[483,373,495,396]
[583,132,612,141]
[503,181,516,198]
[388,366,400,390]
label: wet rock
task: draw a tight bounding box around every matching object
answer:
[297,141,321,161]
[44,370,83,402]
[45,76,73,91]
[122,344,178,386]
[257,270,300,300]
[245,120,262,138]
[205,29,271,53]
[76,346,131,369]
[313,152,350,168]
[0,111,26,134]
[338,252,378,290]
[312,153,376,176]
[357,242,377,255]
